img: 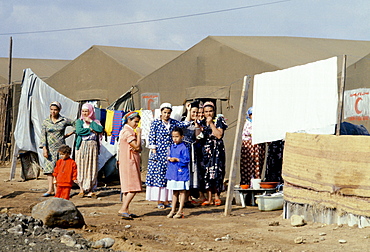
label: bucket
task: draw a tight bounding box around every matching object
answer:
[251,179,261,189]
[255,193,284,211]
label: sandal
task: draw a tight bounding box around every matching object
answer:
[201,201,212,206]
[77,192,85,198]
[157,203,165,209]
[214,199,222,206]
[87,193,97,199]
[173,212,184,219]
[118,212,133,220]
[167,212,175,218]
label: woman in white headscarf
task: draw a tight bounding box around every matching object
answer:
[145,102,191,209]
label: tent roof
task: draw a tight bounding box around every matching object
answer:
[0,57,71,84]
[45,45,183,105]
[92,45,183,76]
[210,36,370,70]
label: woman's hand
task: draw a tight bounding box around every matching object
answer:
[206,116,213,125]
[43,147,48,158]
[83,116,92,123]
[136,127,142,135]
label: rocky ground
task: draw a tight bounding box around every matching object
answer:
[1,164,370,252]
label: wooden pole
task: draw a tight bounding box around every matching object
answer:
[224,75,249,216]
[336,55,347,136]
[8,37,12,85]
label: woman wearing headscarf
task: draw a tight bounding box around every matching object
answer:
[117,112,142,219]
[75,103,104,198]
[198,101,228,206]
[146,102,191,209]
[239,107,266,186]
[39,101,75,197]
[181,101,202,204]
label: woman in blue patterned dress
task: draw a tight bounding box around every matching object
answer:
[198,101,228,206]
[39,101,74,197]
[146,102,191,208]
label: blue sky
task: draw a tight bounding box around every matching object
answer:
[0,0,369,59]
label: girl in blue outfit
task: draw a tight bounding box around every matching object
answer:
[166,127,190,219]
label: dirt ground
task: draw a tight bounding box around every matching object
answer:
[1,164,370,252]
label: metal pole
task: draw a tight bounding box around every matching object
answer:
[336,55,347,136]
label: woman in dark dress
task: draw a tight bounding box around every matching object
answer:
[198,101,228,206]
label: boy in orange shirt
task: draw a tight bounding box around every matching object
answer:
[52,145,77,200]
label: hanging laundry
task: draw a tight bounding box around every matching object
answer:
[105,109,114,136]
[100,109,107,128]
[141,110,154,148]
[110,110,125,145]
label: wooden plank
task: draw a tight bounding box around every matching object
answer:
[336,55,347,136]
[224,75,249,216]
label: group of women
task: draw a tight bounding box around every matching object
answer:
[145,101,228,208]
[39,100,228,217]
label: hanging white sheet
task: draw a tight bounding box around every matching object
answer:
[10,69,79,179]
[252,57,338,144]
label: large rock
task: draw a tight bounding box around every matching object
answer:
[31,198,85,228]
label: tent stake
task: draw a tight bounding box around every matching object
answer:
[224,75,249,216]
[336,55,346,136]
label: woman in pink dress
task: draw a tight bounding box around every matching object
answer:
[117,111,142,220]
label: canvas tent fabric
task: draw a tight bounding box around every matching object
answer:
[0,57,71,84]
[132,36,370,178]
[10,69,79,179]
[45,45,183,107]
[252,57,338,144]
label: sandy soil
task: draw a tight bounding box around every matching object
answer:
[1,164,369,252]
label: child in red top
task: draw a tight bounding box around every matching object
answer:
[52,145,77,200]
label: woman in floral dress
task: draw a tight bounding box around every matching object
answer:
[239,107,266,185]
[146,102,190,209]
[39,101,74,197]
[198,101,228,206]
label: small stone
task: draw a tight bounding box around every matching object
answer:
[7,224,23,235]
[29,242,36,247]
[240,214,245,217]
[319,232,326,236]
[125,225,131,229]
[320,237,326,241]
[60,234,77,247]
[0,208,8,213]
[191,242,195,245]
[215,238,222,241]
[291,215,305,227]
[24,239,29,244]
[268,221,280,226]
[313,238,319,243]
[338,239,347,244]
[364,236,369,239]
[294,237,304,244]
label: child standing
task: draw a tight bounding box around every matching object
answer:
[53,145,77,200]
[166,127,190,219]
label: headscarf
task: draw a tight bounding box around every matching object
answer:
[80,103,97,122]
[246,106,253,122]
[50,101,62,111]
[203,101,215,109]
[122,111,139,125]
[160,102,172,110]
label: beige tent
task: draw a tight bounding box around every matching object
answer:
[0,57,71,84]
[132,36,370,176]
[45,45,183,107]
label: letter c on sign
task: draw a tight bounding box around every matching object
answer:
[355,97,362,114]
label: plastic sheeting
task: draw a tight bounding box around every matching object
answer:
[10,69,79,179]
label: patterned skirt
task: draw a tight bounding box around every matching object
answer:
[76,140,98,191]
[240,140,266,185]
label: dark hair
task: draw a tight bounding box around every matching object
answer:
[58,145,71,154]
[161,107,172,112]
[172,127,183,136]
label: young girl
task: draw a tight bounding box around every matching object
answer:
[166,127,190,219]
[117,112,142,220]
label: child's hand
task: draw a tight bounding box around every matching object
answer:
[168,157,179,162]
[53,178,57,184]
